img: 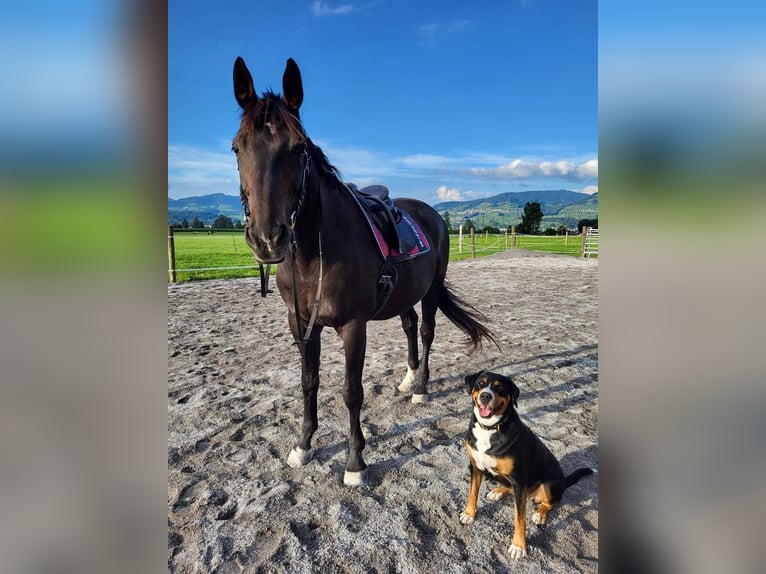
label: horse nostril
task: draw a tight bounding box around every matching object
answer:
[269,224,287,243]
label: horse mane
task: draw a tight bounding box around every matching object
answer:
[239,91,307,144]
[239,91,344,183]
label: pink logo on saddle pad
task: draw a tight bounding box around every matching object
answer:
[368,212,430,261]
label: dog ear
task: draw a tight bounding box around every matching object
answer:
[464,371,482,394]
[509,379,520,407]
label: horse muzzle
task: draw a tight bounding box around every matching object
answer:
[245,223,289,263]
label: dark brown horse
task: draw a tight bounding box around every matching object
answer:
[232,56,496,485]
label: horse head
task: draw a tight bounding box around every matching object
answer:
[232,56,307,263]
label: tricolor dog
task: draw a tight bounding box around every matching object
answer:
[460,371,596,559]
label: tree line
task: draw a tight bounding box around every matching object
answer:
[172,215,245,229]
[443,202,597,235]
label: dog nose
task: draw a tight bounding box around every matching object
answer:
[479,391,492,403]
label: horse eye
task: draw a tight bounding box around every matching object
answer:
[231,145,239,155]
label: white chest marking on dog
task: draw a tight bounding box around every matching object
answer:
[470,422,498,475]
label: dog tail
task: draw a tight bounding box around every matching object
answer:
[564,467,597,489]
[437,283,499,352]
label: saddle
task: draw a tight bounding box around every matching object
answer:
[348,183,419,256]
[345,182,431,318]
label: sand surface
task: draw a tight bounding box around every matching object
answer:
[168,249,598,573]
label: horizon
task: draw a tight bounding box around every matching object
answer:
[169,1,597,204]
[168,186,597,206]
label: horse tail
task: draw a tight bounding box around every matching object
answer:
[437,283,499,351]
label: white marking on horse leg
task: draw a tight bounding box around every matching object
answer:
[343,468,368,486]
[411,392,430,404]
[286,447,313,468]
[397,366,416,393]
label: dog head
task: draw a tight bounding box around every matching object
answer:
[464,371,520,423]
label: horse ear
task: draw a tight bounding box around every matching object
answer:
[282,57,303,115]
[233,57,257,109]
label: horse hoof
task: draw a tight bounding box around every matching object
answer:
[343,468,368,486]
[286,447,313,468]
[411,393,430,404]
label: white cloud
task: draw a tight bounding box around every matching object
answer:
[467,158,598,181]
[576,158,599,178]
[436,185,463,201]
[582,185,598,195]
[310,1,354,17]
[167,144,238,198]
[398,153,450,168]
[418,20,471,46]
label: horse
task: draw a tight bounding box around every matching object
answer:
[232,56,497,485]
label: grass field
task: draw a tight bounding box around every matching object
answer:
[169,231,591,282]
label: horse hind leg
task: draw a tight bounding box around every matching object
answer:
[397,308,419,393]
[411,296,437,404]
[286,322,322,469]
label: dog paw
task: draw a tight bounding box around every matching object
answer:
[508,544,527,559]
[459,512,475,525]
[531,511,545,525]
[487,488,510,502]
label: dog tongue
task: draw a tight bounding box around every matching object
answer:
[479,405,492,418]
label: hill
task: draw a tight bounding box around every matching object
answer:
[168,189,598,229]
[433,189,597,230]
[168,193,244,226]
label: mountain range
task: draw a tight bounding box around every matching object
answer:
[168,189,597,229]
[433,189,597,230]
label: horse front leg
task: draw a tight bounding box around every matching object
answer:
[286,313,323,469]
[338,319,368,486]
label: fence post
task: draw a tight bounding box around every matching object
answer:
[168,225,177,283]
[580,226,589,258]
[505,228,508,250]
[565,230,568,246]
[485,230,488,244]
[511,226,516,248]
[459,224,463,254]
[470,228,475,258]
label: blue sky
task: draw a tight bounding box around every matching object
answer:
[168,0,598,203]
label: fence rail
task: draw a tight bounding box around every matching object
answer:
[582,227,599,258]
[168,225,597,283]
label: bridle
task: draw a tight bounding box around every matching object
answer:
[288,144,323,348]
[239,141,323,348]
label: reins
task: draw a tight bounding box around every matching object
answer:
[289,145,323,348]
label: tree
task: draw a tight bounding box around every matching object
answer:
[191,217,205,229]
[181,219,189,228]
[517,202,544,234]
[577,218,598,230]
[213,214,235,229]
[463,218,476,231]
[443,211,452,232]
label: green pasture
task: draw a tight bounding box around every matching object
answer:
[169,231,590,282]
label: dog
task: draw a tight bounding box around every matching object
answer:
[459,371,596,559]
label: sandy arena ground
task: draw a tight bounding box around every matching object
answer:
[168,249,598,573]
